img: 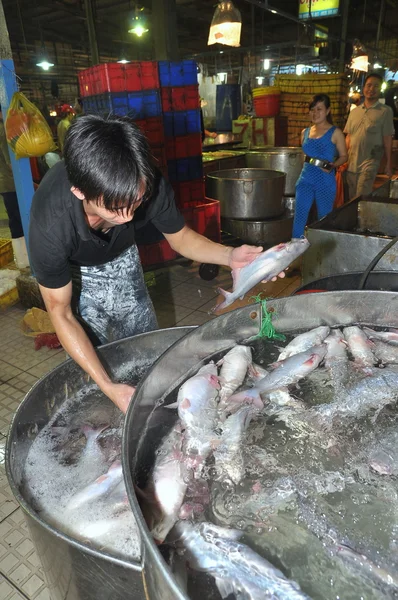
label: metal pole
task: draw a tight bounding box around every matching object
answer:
[376,0,385,50]
[0,0,34,255]
[83,0,99,65]
[339,0,350,73]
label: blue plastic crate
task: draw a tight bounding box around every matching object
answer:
[163,110,201,137]
[167,156,203,182]
[158,60,198,87]
[127,90,161,119]
[82,96,99,115]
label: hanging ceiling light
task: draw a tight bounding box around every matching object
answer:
[350,39,368,72]
[208,1,242,48]
[128,14,149,36]
[36,57,54,71]
[117,58,130,64]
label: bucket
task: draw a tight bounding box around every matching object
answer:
[253,94,280,117]
[293,271,398,295]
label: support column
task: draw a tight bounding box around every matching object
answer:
[0,0,34,263]
[152,0,179,60]
[83,0,99,65]
[339,0,350,73]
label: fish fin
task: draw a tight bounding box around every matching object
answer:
[164,401,178,409]
[215,577,237,599]
[211,288,233,313]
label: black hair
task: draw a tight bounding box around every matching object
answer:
[63,114,155,212]
[364,72,383,85]
[309,93,333,124]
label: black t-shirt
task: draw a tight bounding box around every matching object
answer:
[29,161,185,289]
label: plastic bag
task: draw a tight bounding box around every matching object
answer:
[5,92,57,159]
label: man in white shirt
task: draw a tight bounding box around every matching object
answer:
[344,73,394,199]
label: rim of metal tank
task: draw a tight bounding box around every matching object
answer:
[5,326,195,571]
[122,291,398,598]
[221,209,294,225]
[205,167,286,181]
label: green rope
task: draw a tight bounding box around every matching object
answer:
[250,293,286,341]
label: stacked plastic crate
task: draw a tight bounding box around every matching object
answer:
[159,60,220,247]
[78,61,221,267]
[78,62,167,178]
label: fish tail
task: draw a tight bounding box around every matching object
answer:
[211,288,233,313]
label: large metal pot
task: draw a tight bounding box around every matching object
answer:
[205,168,286,220]
[6,326,193,600]
[122,291,398,600]
[221,209,293,246]
[245,147,304,196]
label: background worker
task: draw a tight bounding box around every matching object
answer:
[29,115,284,414]
[292,94,347,238]
[344,73,395,199]
[57,104,75,153]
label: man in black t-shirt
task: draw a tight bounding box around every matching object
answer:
[29,115,283,413]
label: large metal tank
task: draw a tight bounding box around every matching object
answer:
[303,196,398,285]
[205,168,286,220]
[6,326,193,600]
[245,147,304,196]
[122,291,398,600]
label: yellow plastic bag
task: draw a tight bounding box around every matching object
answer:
[5,92,57,159]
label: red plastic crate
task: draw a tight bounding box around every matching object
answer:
[151,147,167,170]
[135,117,164,146]
[79,70,95,97]
[172,179,205,207]
[165,134,202,160]
[181,199,221,242]
[125,62,159,92]
[138,239,178,267]
[79,62,160,96]
[161,85,200,112]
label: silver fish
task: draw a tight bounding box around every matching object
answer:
[213,238,310,312]
[172,521,311,599]
[218,345,253,408]
[373,340,398,364]
[214,405,257,484]
[363,326,398,346]
[65,460,123,511]
[343,326,377,369]
[144,424,188,544]
[337,544,398,589]
[277,326,330,361]
[314,366,398,423]
[177,363,220,459]
[324,329,349,391]
[226,345,327,410]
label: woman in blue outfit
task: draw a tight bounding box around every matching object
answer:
[292,94,348,238]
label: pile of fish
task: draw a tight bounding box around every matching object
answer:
[143,323,398,599]
[22,393,141,560]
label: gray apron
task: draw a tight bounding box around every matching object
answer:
[70,244,158,345]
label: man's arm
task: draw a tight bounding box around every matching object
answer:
[39,282,135,412]
[383,134,393,177]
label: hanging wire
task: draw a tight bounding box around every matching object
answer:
[16,0,29,57]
